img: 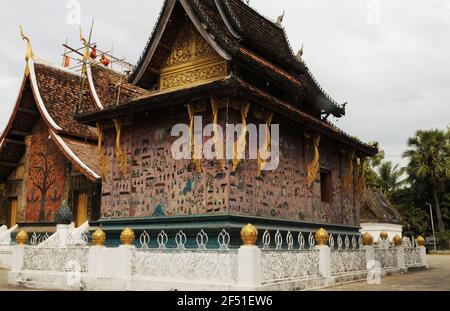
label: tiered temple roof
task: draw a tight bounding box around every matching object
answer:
[0,55,137,182]
[76,0,376,156]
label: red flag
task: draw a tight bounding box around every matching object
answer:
[100,54,110,67]
[89,45,97,60]
[64,56,70,68]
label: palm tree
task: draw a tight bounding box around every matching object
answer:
[377,161,403,192]
[403,129,450,230]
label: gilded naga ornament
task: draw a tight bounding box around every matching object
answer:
[307,133,321,187]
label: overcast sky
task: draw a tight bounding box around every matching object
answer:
[0,0,449,167]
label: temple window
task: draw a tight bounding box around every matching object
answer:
[320,169,332,203]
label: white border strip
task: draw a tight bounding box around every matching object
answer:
[28,60,63,131]
[51,131,101,180]
[86,64,104,110]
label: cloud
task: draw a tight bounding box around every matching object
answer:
[0,0,448,167]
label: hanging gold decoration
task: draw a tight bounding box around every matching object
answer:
[211,98,225,171]
[357,157,367,195]
[96,122,109,179]
[19,26,35,75]
[258,112,273,176]
[307,133,321,187]
[233,102,251,171]
[113,118,127,176]
[344,150,356,191]
[187,104,203,173]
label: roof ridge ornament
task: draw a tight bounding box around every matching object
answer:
[275,11,285,27]
[79,26,90,63]
[20,25,35,62]
[296,44,304,61]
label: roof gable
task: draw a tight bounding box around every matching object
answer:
[129,0,231,89]
[0,59,101,181]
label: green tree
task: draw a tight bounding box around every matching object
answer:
[364,141,385,188]
[403,129,450,230]
[377,161,404,193]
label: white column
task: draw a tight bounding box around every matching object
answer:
[56,224,71,247]
[418,246,428,268]
[364,246,375,268]
[87,246,103,279]
[317,245,333,286]
[396,247,405,269]
[237,245,262,290]
[317,245,331,277]
[11,245,25,273]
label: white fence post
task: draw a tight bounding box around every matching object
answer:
[396,246,405,269]
[237,245,262,290]
[317,245,333,285]
[11,245,25,273]
[418,246,428,268]
[364,246,375,264]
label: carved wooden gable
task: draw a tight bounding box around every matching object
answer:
[160,21,229,91]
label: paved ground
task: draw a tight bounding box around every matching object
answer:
[322,255,450,291]
[1,255,449,291]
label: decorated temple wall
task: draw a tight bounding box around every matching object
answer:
[100,105,359,226]
[231,115,358,226]
[24,120,67,222]
[0,119,100,226]
[101,111,231,219]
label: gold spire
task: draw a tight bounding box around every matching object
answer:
[79,26,89,62]
[19,26,35,62]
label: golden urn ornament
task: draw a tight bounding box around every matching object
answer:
[362,232,374,246]
[92,229,106,246]
[120,228,135,245]
[16,230,28,246]
[315,228,329,246]
[240,224,258,246]
[380,231,389,241]
[416,236,425,247]
[393,235,402,247]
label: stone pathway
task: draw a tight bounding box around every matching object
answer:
[322,255,450,291]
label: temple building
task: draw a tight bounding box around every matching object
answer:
[360,189,403,241]
[0,30,138,233]
[75,0,377,243]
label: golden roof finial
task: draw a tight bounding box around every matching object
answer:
[19,25,35,62]
[79,26,89,62]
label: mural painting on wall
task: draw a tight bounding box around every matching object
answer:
[100,111,358,226]
[25,123,65,222]
[101,114,230,220]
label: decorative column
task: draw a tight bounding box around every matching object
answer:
[11,231,28,273]
[315,228,332,282]
[393,235,405,269]
[55,201,74,247]
[237,224,262,290]
[87,229,106,282]
[362,232,375,267]
[417,236,428,268]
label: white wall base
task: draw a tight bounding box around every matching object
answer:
[360,223,403,242]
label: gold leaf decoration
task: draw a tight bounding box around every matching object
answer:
[307,133,321,187]
[96,122,109,179]
[258,112,274,176]
[113,118,127,177]
[344,150,356,191]
[211,98,225,171]
[233,102,251,171]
